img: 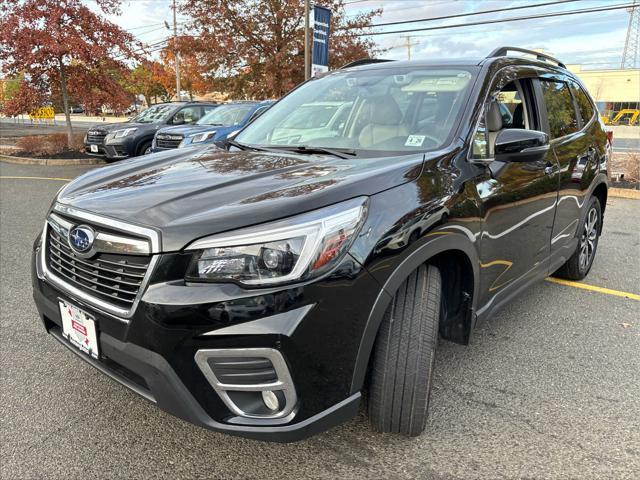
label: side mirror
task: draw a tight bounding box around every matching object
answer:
[494,129,550,163]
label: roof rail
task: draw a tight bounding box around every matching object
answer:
[487,46,566,69]
[340,58,395,69]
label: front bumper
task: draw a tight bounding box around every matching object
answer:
[83,142,106,156]
[150,145,175,153]
[102,138,135,159]
[31,237,380,441]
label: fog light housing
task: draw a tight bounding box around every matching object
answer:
[194,348,297,423]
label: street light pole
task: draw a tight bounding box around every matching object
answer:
[173,0,181,100]
[304,0,310,80]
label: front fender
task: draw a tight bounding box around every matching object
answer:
[350,231,480,394]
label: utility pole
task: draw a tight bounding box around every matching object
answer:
[304,0,311,80]
[400,35,419,61]
[172,0,181,100]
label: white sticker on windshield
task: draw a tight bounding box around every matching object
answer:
[405,135,426,147]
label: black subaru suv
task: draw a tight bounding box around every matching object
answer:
[33,47,610,442]
[84,101,218,161]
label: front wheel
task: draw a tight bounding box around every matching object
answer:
[138,141,152,156]
[554,196,602,280]
[368,264,441,436]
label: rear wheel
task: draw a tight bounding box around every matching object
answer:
[368,264,441,436]
[554,196,602,280]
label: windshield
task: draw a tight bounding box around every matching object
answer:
[236,67,476,154]
[198,104,255,126]
[130,104,176,123]
[278,103,342,129]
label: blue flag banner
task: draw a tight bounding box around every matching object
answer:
[312,5,332,76]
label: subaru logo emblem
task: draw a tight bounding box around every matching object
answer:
[68,226,95,254]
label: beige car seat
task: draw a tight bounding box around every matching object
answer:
[358,96,409,148]
[487,101,504,155]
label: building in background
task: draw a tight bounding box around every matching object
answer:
[567,65,640,123]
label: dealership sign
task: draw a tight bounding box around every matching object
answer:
[312,5,332,77]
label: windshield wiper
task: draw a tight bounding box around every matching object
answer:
[226,139,268,152]
[270,145,357,159]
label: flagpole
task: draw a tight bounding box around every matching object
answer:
[304,0,311,80]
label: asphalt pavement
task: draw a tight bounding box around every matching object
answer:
[1,162,639,480]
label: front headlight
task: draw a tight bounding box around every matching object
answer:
[185,197,368,286]
[189,131,216,144]
[107,127,137,140]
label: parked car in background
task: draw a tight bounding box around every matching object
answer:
[84,101,219,161]
[270,101,351,144]
[33,47,609,442]
[70,105,84,114]
[151,101,273,152]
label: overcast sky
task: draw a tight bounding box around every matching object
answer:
[87,0,634,69]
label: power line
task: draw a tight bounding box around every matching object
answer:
[376,13,625,41]
[345,0,458,16]
[345,3,635,36]
[361,0,584,29]
[125,22,165,31]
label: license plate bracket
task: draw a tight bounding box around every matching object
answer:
[59,300,99,359]
[90,144,99,153]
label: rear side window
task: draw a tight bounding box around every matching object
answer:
[570,81,595,125]
[540,80,579,139]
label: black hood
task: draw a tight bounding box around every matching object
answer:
[58,146,431,251]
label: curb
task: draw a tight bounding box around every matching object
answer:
[609,187,640,200]
[0,154,105,166]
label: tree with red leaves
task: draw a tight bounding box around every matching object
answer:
[0,0,140,145]
[126,61,173,107]
[162,36,210,101]
[179,0,382,99]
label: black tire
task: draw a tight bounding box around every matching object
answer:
[368,264,441,436]
[137,140,152,156]
[554,196,602,280]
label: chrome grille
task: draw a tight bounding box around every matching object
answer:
[86,130,107,144]
[46,224,151,310]
[155,134,183,149]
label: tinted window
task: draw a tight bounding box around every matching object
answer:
[540,80,579,138]
[197,104,255,126]
[570,82,595,125]
[131,104,175,123]
[172,105,202,124]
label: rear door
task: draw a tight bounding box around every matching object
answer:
[535,75,597,265]
[471,69,560,310]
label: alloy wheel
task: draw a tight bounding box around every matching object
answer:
[579,206,598,271]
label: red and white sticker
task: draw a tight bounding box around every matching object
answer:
[59,301,99,359]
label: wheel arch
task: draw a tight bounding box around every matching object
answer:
[575,176,608,237]
[592,181,608,233]
[350,233,479,395]
[136,136,155,155]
